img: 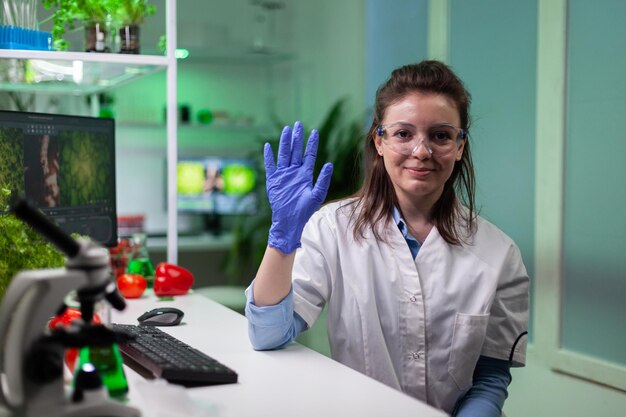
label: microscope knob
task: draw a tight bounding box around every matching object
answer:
[25,342,64,383]
[72,362,106,403]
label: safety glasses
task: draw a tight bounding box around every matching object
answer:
[377,122,467,157]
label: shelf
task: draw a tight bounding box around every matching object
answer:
[147,233,234,252]
[116,121,267,154]
[117,121,272,134]
[0,50,169,95]
[183,47,295,66]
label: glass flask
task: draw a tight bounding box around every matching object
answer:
[126,232,156,288]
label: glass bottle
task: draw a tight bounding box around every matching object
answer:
[126,232,155,288]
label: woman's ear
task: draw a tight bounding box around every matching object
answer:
[455,138,466,161]
[373,134,384,156]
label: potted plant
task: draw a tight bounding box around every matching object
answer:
[41,0,120,51]
[78,0,119,52]
[115,0,156,54]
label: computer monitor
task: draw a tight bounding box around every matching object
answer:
[176,156,258,234]
[0,110,117,247]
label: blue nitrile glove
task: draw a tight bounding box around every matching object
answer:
[264,121,334,254]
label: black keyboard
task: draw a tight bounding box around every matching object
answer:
[111,324,238,386]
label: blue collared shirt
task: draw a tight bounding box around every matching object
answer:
[392,207,421,259]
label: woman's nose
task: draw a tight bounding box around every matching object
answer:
[410,138,432,159]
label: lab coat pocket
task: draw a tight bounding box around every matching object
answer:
[448,313,490,391]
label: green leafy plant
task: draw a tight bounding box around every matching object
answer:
[0,128,25,195]
[115,0,156,25]
[157,34,167,54]
[40,0,157,50]
[40,0,79,50]
[73,0,119,24]
[41,0,122,50]
[222,98,365,286]
[0,188,67,301]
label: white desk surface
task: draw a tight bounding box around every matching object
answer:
[111,291,448,417]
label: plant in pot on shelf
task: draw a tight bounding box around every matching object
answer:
[78,0,119,52]
[114,0,156,54]
[222,98,365,287]
[41,0,119,51]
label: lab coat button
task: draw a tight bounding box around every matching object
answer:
[418,351,424,359]
[409,295,418,303]
[411,351,424,360]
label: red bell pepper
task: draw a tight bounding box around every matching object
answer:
[154,262,194,296]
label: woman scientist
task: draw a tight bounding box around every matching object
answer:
[245,60,529,417]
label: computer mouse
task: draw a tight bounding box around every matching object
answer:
[137,307,184,326]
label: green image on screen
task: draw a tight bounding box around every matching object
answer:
[222,164,256,195]
[58,131,112,206]
[177,162,205,195]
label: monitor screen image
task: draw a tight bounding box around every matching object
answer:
[177,157,258,216]
[0,110,117,247]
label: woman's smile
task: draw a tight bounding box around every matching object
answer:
[405,165,435,178]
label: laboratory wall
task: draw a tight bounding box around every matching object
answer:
[561,0,626,366]
[443,1,625,416]
[364,0,429,107]
[447,0,537,340]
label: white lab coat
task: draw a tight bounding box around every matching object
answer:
[291,200,529,414]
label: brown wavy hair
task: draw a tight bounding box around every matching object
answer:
[349,60,476,245]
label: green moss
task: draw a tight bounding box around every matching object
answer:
[0,189,66,301]
[0,128,24,196]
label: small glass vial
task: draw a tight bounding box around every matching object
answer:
[126,232,156,288]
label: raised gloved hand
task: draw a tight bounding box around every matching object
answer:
[264,121,334,254]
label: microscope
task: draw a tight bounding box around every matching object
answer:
[0,198,140,417]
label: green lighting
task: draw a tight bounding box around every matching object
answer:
[175,49,189,59]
